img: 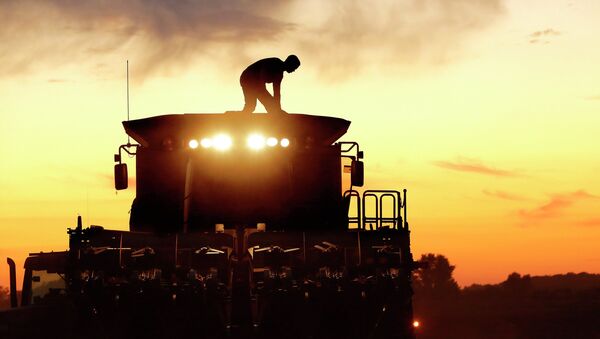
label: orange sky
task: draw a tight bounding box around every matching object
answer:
[2,0,600,288]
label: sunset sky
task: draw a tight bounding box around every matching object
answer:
[1,0,600,288]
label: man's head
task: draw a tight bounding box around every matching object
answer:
[284,55,301,73]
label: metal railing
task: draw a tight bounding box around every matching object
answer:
[343,189,361,229]
[344,189,408,230]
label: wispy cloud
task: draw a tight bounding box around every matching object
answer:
[99,173,136,190]
[584,95,600,101]
[529,28,561,44]
[433,157,517,177]
[0,0,294,79]
[46,171,135,190]
[296,0,506,80]
[518,190,599,221]
[0,0,506,81]
[530,28,561,38]
[483,189,526,201]
[577,218,600,227]
[47,78,68,83]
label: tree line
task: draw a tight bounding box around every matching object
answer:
[412,254,600,339]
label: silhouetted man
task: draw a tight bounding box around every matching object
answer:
[240,55,300,114]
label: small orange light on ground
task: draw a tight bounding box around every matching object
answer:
[413,320,420,328]
[188,139,199,149]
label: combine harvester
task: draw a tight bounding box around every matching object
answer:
[3,112,417,338]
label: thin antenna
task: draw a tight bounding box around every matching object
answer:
[126,60,131,144]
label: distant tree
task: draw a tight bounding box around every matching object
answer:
[413,253,460,299]
[501,272,533,296]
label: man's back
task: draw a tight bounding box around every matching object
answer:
[240,57,285,85]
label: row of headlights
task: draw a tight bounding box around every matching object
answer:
[188,133,290,151]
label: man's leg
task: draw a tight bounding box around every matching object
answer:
[241,83,258,113]
[256,87,282,114]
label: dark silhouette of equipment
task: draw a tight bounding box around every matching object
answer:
[240,55,300,114]
[3,112,416,339]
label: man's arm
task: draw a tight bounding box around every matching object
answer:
[273,78,282,108]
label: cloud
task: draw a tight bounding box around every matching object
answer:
[296,0,506,80]
[577,218,600,227]
[45,171,135,190]
[0,0,506,81]
[584,95,600,101]
[47,78,68,83]
[0,0,294,79]
[433,157,517,177]
[518,190,599,221]
[483,189,526,201]
[529,28,561,38]
[528,28,560,44]
[99,173,136,190]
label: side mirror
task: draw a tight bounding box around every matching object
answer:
[114,163,128,190]
[351,160,364,187]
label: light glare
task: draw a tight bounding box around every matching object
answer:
[188,139,199,149]
[266,137,278,147]
[413,321,420,328]
[247,133,266,150]
[213,134,232,151]
[200,138,212,148]
[280,138,290,147]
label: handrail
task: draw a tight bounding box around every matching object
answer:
[379,192,398,228]
[362,193,379,230]
[403,189,408,230]
[343,190,361,229]
[358,190,408,230]
[365,190,399,229]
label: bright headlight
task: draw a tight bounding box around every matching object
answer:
[213,134,232,151]
[280,138,290,148]
[200,138,212,148]
[188,139,199,149]
[247,133,266,150]
[266,137,278,147]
